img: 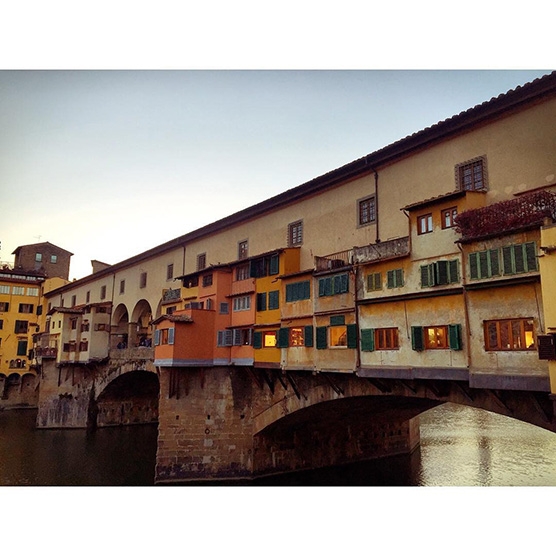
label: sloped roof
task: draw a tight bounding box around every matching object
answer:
[12,241,74,256]
[47,71,556,295]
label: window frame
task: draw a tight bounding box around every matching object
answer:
[484,318,536,351]
[423,325,449,349]
[288,220,303,246]
[358,195,376,227]
[166,263,174,281]
[375,327,400,350]
[417,213,433,235]
[238,240,249,260]
[197,253,207,271]
[441,207,458,229]
[456,156,487,191]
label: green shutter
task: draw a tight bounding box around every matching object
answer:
[502,246,514,275]
[489,249,500,276]
[268,290,279,310]
[318,278,326,297]
[525,242,538,271]
[304,325,314,347]
[448,259,459,283]
[154,329,161,346]
[435,260,449,285]
[253,331,262,349]
[316,326,328,349]
[514,244,525,273]
[360,328,375,352]
[340,273,349,293]
[469,253,479,280]
[256,292,267,311]
[303,280,311,299]
[285,284,293,302]
[330,315,345,326]
[411,326,424,351]
[347,324,357,349]
[277,328,289,348]
[269,254,280,275]
[421,265,431,287]
[448,324,462,350]
[168,328,175,345]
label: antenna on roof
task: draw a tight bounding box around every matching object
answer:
[34,235,42,242]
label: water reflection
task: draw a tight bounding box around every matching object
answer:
[2,403,556,486]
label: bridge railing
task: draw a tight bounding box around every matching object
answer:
[109,346,154,361]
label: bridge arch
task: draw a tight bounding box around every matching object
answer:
[111,303,130,349]
[90,370,159,428]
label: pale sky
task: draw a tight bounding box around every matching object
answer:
[1,69,551,280]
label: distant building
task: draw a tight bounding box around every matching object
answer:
[12,241,73,280]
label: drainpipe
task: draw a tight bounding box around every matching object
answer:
[457,242,472,371]
[374,170,380,244]
[353,259,361,373]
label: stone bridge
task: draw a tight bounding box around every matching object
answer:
[36,347,158,429]
[154,365,556,484]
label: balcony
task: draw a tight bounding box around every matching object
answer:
[35,347,58,358]
[315,249,354,272]
[353,237,410,264]
[110,346,154,361]
[162,288,182,304]
[455,190,556,242]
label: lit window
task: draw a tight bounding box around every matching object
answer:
[442,207,458,229]
[289,327,305,347]
[358,196,376,226]
[330,326,347,348]
[263,331,277,347]
[417,214,433,235]
[485,318,536,351]
[424,326,449,349]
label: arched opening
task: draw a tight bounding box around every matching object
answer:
[92,370,159,428]
[130,300,153,348]
[111,303,130,349]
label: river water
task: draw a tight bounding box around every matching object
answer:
[1,402,556,486]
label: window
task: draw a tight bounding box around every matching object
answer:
[268,290,279,310]
[19,303,34,314]
[411,324,462,351]
[0,319,3,330]
[12,286,24,295]
[263,331,277,347]
[469,249,501,280]
[358,196,376,226]
[86,291,90,303]
[502,242,538,275]
[420,260,459,287]
[318,274,349,297]
[288,220,303,246]
[120,280,125,294]
[249,254,279,278]
[417,214,433,235]
[238,240,248,260]
[0,285,10,294]
[457,157,486,191]
[27,287,39,296]
[217,330,233,347]
[386,268,404,289]
[233,328,252,346]
[100,285,107,299]
[256,292,267,312]
[0,302,9,312]
[270,326,314,348]
[328,323,357,349]
[233,296,251,312]
[14,320,28,334]
[17,340,28,356]
[235,264,250,281]
[167,264,174,280]
[442,207,458,229]
[485,318,535,351]
[220,302,229,314]
[367,272,382,292]
[361,328,400,351]
[202,274,213,287]
[289,327,310,347]
[285,281,311,302]
[81,322,90,332]
[35,253,42,262]
[197,253,206,271]
[154,327,175,346]
[71,295,76,307]
[70,318,78,330]
[139,272,147,288]
[50,254,58,264]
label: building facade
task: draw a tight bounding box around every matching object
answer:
[37,72,556,400]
